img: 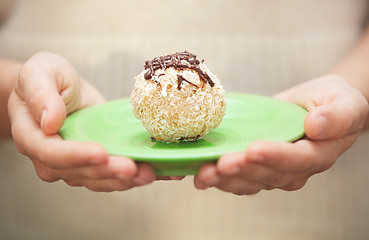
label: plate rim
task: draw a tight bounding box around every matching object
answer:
[59,92,307,163]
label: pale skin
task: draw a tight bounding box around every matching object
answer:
[194,26,369,195]
[1,26,369,193]
[4,53,157,192]
[194,76,368,194]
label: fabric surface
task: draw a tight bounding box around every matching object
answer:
[1,0,369,239]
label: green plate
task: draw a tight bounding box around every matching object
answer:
[58,93,307,176]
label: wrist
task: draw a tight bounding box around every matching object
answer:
[0,59,23,138]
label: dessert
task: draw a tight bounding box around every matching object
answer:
[131,51,226,142]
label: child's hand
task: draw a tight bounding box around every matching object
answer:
[8,52,156,192]
[194,75,369,195]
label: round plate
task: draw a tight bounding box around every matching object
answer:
[58,93,307,176]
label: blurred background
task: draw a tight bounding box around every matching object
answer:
[1,0,369,239]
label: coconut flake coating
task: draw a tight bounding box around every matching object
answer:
[131,54,226,142]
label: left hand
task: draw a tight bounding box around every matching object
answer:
[194,75,369,195]
[8,52,157,192]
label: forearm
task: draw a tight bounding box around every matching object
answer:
[0,59,22,139]
[331,26,369,128]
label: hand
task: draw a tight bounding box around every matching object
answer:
[194,75,369,195]
[8,52,156,192]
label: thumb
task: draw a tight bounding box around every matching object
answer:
[16,52,77,135]
[35,90,67,135]
[18,85,67,135]
[275,76,368,141]
[304,104,355,140]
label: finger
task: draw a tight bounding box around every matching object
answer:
[304,104,364,140]
[194,163,220,189]
[9,94,108,168]
[132,163,156,186]
[216,152,245,175]
[214,176,264,195]
[15,127,108,169]
[78,178,136,192]
[55,156,137,180]
[15,52,105,135]
[217,152,292,187]
[64,179,83,187]
[29,90,66,135]
[279,176,309,191]
[275,76,368,140]
[39,139,108,169]
[12,122,108,169]
[31,158,60,183]
[246,140,341,174]
[110,156,138,180]
[16,53,75,134]
[64,163,153,192]
[11,86,66,136]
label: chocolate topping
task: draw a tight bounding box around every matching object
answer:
[177,75,199,90]
[144,51,214,88]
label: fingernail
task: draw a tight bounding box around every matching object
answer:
[314,115,328,137]
[40,110,47,129]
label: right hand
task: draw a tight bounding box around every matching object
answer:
[194,75,369,195]
[8,52,156,192]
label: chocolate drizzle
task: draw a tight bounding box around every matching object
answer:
[144,51,214,88]
[177,75,199,90]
